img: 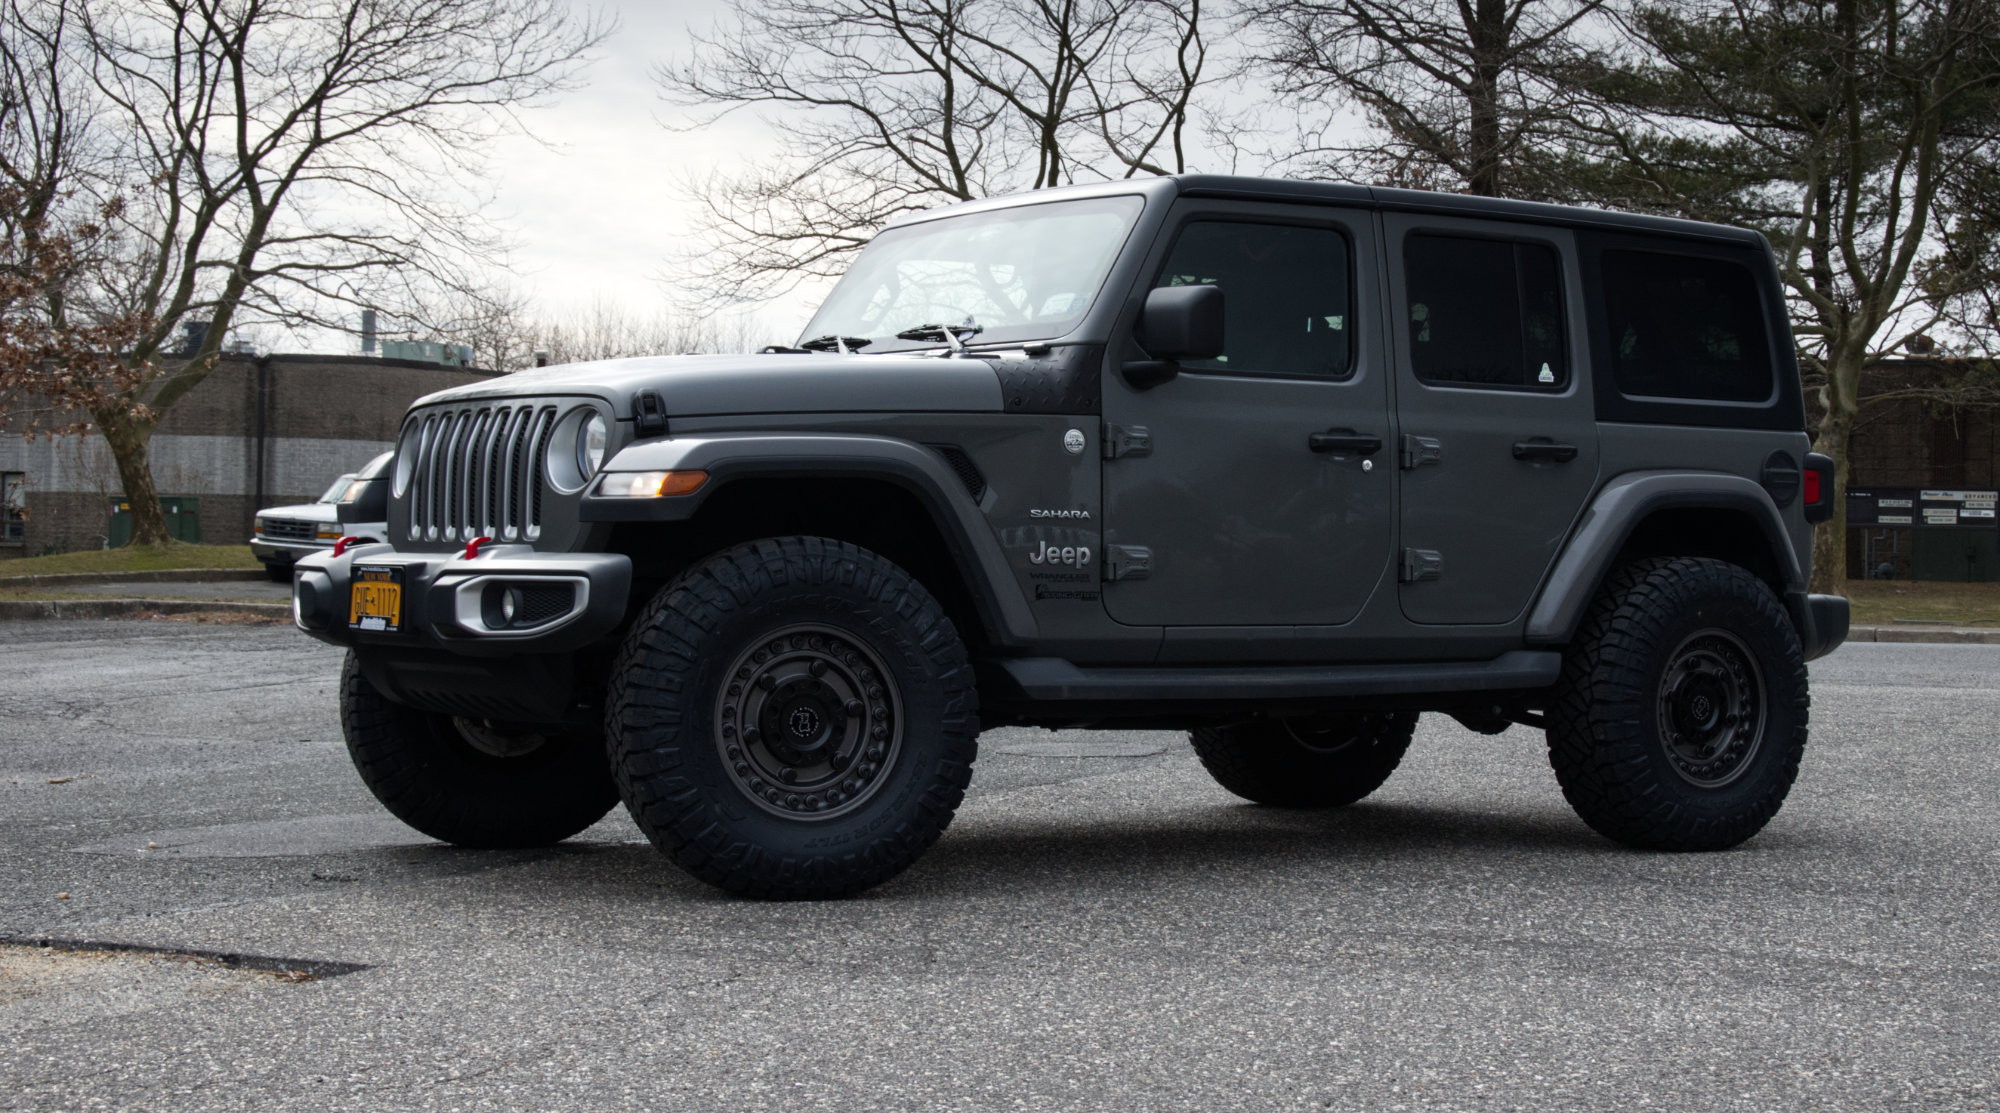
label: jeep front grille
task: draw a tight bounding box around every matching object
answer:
[404,403,558,542]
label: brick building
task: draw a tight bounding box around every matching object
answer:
[0,354,493,557]
[1842,357,2000,581]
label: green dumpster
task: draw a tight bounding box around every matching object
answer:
[107,497,202,546]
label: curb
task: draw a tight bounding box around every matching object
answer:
[1845,625,2000,645]
[0,598,289,622]
[0,568,266,589]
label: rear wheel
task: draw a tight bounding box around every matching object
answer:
[339,653,618,848]
[1190,712,1418,808]
[1546,557,1808,851]
[605,537,978,899]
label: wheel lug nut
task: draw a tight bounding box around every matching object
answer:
[866,745,884,759]
[868,685,884,699]
[785,793,802,808]
[859,762,877,776]
[722,706,735,719]
[737,667,752,680]
[744,726,762,743]
[757,674,777,690]
[734,762,750,776]
[727,746,742,759]
[723,724,737,738]
[826,790,843,805]
[780,768,797,784]
[845,699,864,718]
[770,641,786,655]
[871,725,887,740]
[831,754,850,771]
[871,705,886,719]
[809,659,828,677]
[728,683,743,696]
[844,777,861,793]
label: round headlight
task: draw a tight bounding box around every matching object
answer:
[576,413,608,478]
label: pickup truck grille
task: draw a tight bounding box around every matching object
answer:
[260,518,318,542]
[404,403,558,542]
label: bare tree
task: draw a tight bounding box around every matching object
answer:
[1579,0,2000,589]
[6,0,603,545]
[1250,0,1606,197]
[660,0,1220,304]
[0,0,150,441]
[422,290,766,371]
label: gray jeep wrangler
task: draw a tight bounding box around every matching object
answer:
[296,176,1848,898]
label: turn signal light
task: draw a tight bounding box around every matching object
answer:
[598,469,708,498]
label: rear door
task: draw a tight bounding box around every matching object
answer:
[1384,214,1600,625]
[1101,201,1393,627]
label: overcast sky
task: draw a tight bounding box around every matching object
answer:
[470,0,813,347]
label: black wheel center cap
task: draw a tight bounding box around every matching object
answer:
[1673,675,1727,738]
[762,678,839,756]
[787,705,823,740]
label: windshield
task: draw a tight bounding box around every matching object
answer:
[801,195,1145,352]
[318,475,356,504]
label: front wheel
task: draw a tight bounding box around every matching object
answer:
[1190,712,1418,808]
[605,537,978,899]
[1546,557,1809,851]
[339,653,619,848]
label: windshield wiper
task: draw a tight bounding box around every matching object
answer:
[798,334,873,354]
[895,322,984,352]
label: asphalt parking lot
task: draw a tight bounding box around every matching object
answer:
[2,621,1996,1112]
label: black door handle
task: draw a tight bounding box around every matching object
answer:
[1309,430,1382,456]
[1512,439,1579,463]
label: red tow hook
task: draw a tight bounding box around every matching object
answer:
[464,535,495,560]
[332,536,362,557]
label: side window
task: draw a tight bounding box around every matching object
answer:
[1404,233,1568,389]
[1600,249,1773,403]
[1153,221,1353,379]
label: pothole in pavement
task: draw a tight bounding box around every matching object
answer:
[0,938,368,1026]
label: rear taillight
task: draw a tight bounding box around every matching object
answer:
[1803,452,1835,524]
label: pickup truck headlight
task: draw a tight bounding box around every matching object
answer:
[253,516,268,534]
[577,413,607,478]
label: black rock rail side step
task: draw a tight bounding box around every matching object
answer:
[998,649,1563,702]
[0,935,370,981]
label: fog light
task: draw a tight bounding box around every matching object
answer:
[501,587,520,624]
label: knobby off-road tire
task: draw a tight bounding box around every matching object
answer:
[1190,712,1418,808]
[605,537,979,900]
[1546,556,1809,851]
[339,653,619,848]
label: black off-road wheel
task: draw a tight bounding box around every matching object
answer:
[1546,556,1809,851]
[605,537,978,900]
[1190,712,1418,808]
[339,653,620,848]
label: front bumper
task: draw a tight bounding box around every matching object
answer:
[292,543,632,657]
[251,537,330,564]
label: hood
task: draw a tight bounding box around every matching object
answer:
[413,353,1008,419]
[256,502,337,522]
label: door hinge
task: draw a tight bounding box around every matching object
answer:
[1399,548,1443,583]
[1400,435,1442,470]
[1102,423,1152,459]
[1105,544,1153,581]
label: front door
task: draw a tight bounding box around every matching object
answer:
[1101,202,1394,627]
[1384,214,1600,626]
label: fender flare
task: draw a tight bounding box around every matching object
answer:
[580,433,1037,647]
[1525,471,1805,647]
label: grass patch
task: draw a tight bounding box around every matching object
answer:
[1844,580,2000,627]
[0,544,260,580]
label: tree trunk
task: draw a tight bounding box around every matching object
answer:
[92,406,172,546]
[1809,402,1853,594]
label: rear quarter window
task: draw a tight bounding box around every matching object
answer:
[1600,249,1773,403]
[1581,232,1803,432]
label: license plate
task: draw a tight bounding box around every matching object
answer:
[348,565,403,633]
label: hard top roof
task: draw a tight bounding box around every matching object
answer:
[884,174,1767,249]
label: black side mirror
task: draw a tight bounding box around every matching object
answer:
[1124,284,1224,390]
